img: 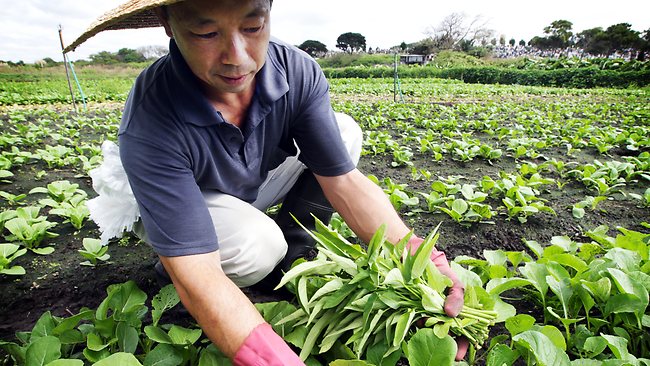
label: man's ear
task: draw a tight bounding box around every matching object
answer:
[154,7,174,38]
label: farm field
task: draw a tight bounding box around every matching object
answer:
[0,70,649,365]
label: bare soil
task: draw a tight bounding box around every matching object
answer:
[0,106,647,360]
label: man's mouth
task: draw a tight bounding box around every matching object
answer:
[220,74,247,85]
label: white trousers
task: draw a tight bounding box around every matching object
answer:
[138,113,362,287]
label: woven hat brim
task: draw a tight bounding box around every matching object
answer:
[64,0,184,53]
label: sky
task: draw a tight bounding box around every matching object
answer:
[1,0,648,63]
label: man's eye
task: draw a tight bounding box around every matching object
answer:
[244,27,262,33]
[195,32,218,39]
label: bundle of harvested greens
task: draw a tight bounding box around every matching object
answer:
[273,219,497,362]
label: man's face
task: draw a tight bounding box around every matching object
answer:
[161,0,271,97]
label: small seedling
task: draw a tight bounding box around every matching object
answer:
[78,238,110,266]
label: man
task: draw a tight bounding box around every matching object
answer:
[67,0,466,364]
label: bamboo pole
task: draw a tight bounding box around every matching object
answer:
[58,25,77,111]
[394,54,398,102]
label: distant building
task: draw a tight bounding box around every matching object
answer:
[400,54,426,65]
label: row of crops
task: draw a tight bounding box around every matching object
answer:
[0,75,649,365]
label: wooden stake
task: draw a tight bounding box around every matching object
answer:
[58,25,77,111]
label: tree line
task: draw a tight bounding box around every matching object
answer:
[530,21,649,58]
[298,19,649,61]
[1,46,168,68]
[4,16,647,67]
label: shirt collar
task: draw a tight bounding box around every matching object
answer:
[167,39,223,127]
[256,39,290,104]
[167,39,289,127]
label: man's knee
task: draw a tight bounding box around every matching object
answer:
[220,214,287,288]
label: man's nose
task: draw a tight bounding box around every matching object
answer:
[221,34,246,66]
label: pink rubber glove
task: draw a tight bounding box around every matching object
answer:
[407,236,468,361]
[233,323,305,366]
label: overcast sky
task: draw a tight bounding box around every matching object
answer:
[1,0,648,63]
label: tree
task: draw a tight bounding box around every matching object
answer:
[42,57,58,66]
[409,38,436,55]
[575,27,609,55]
[529,19,574,51]
[298,40,328,57]
[458,39,474,52]
[116,48,146,63]
[543,19,574,48]
[519,39,526,46]
[509,38,516,46]
[89,48,146,64]
[424,12,494,51]
[604,23,641,53]
[89,51,119,64]
[336,32,366,53]
[529,36,553,50]
[640,28,650,60]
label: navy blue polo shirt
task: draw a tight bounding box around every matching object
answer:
[118,38,354,257]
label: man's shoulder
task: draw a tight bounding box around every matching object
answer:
[132,55,172,95]
[267,37,319,70]
[120,55,180,136]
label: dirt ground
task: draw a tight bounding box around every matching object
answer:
[0,108,648,353]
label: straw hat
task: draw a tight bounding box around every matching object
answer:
[64,0,183,53]
[65,0,274,53]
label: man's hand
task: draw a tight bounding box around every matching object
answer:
[159,253,304,365]
[317,171,468,359]
[407,236,468,360]
[429,250,464,317]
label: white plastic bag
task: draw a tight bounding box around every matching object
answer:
[86,141,140,244]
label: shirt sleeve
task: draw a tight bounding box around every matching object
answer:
[289,57,356,177]
[119,132,219,257]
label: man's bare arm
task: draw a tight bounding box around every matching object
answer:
[159,252,265,358]
[315,168,411,244]
[317,168,469,360]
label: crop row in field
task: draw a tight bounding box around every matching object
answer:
[0,77,648,365]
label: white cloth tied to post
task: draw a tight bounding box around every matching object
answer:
[87,140,140,244]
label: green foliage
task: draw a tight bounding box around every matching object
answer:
[430,50,486,68]
[0,243,27,275]
[0,66,139,105]
[0,190,27,206]
[629,188,650,207]
[510,57,650,71]
[472,226,650,364]
[78,238,110,266]
[336,32,367,53]
[322,65,650,88]
[268,221,497,363]
[3,206,58,254]
[298,40,328,57]
[317,53,394,68]
[534,20,644,56]
[89,48,146,64]
[567,160,636,196]
[0,282,194,366]
[405,329,457,366]
[572,196,608,219]
[367,175,419,211]
[1,69,649,365]
[30,180,87,205]
[417,180,496,226]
